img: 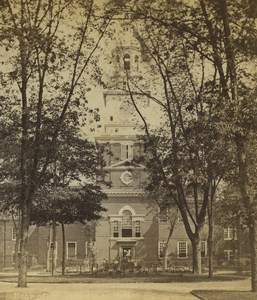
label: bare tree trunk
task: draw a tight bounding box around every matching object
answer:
[164,211,178,270]
[208,184,215,279]
[208,224,214,278]
[11,209,21,269]
[17,203,30,287]
[61,222,66,275]
[51,220,57,276]
[14,226,21,270]
[236,135,256,291]
[249,219,257,291]
[46,223,52,272]
[236,218,243,275]
[163,229,172,270]
[192,236,202,275]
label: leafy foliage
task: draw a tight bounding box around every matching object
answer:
[31,184,107,226]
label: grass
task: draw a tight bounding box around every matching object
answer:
[0,272,247,284]
[192,290,257,300]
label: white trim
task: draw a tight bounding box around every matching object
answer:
[120,171,133,185]
[224,249,234,260]
[118,205,136,216]
[177,241,188,258]
[201,241,208,257]
[103,189,143,196]
[12,227,17,241]
[158,241,167,259]
[67,241,77,259]
[223,227,234,240]
[109,215,144,222]
[109,159,132,168]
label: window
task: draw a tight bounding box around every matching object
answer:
[12,228,17,240]
[224,250,234,260]
[135,55,139,71]
[223,227,236,240]
[121,144,133,160]
[67,242,77,259]
[158,241,166,258]
[177,241,187,258]
[123,54,130,70]
[122,210,132,237]
[201,241,207,257]
[113,221,119,238]
[110,116,113,121]
[135,221,141,237]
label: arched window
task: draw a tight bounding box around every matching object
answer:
[123,54,130,71]
[122,210,132,237]
[135,55,139,71]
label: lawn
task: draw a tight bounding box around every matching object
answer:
[192,290,257,300]
[0,272,247,284]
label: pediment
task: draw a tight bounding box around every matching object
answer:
[107,159,144,169]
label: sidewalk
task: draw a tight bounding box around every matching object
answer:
[0,277,251,300]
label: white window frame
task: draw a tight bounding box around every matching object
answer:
[67,241,77,259]
[158,241,167,259]
[12,227,17,241]
[121,144,133,160]
[224,249,234,260]
[135,220,141,237]
[223,227,235,240]
[177,241,188,258]
[113,221,119,237]
[201,241,208,257]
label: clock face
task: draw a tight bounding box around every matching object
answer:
[120,171,133,185]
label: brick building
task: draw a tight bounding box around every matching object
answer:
[0,11,250,272]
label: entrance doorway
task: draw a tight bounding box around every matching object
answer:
[122,247,132,259]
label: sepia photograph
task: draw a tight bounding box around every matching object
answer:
[0,0,256,299]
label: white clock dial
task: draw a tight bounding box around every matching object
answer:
[120,171,133,185]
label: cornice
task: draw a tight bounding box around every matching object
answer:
[103,189,143,196]
[110,237,144,243]
[95,135,138,142]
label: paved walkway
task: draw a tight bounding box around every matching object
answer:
[0,278,251,300]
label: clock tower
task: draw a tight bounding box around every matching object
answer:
[94,20,159,266]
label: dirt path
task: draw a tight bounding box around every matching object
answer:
[0,278,251,300]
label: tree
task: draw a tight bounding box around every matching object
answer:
[215,185,248,274]
[30,127,107,275]
[31,184,106,275]
[158,0,257,289]
[122,0,256,285]
[141,167,179,270]
[121,19,232,274]
[0,0,113,287]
